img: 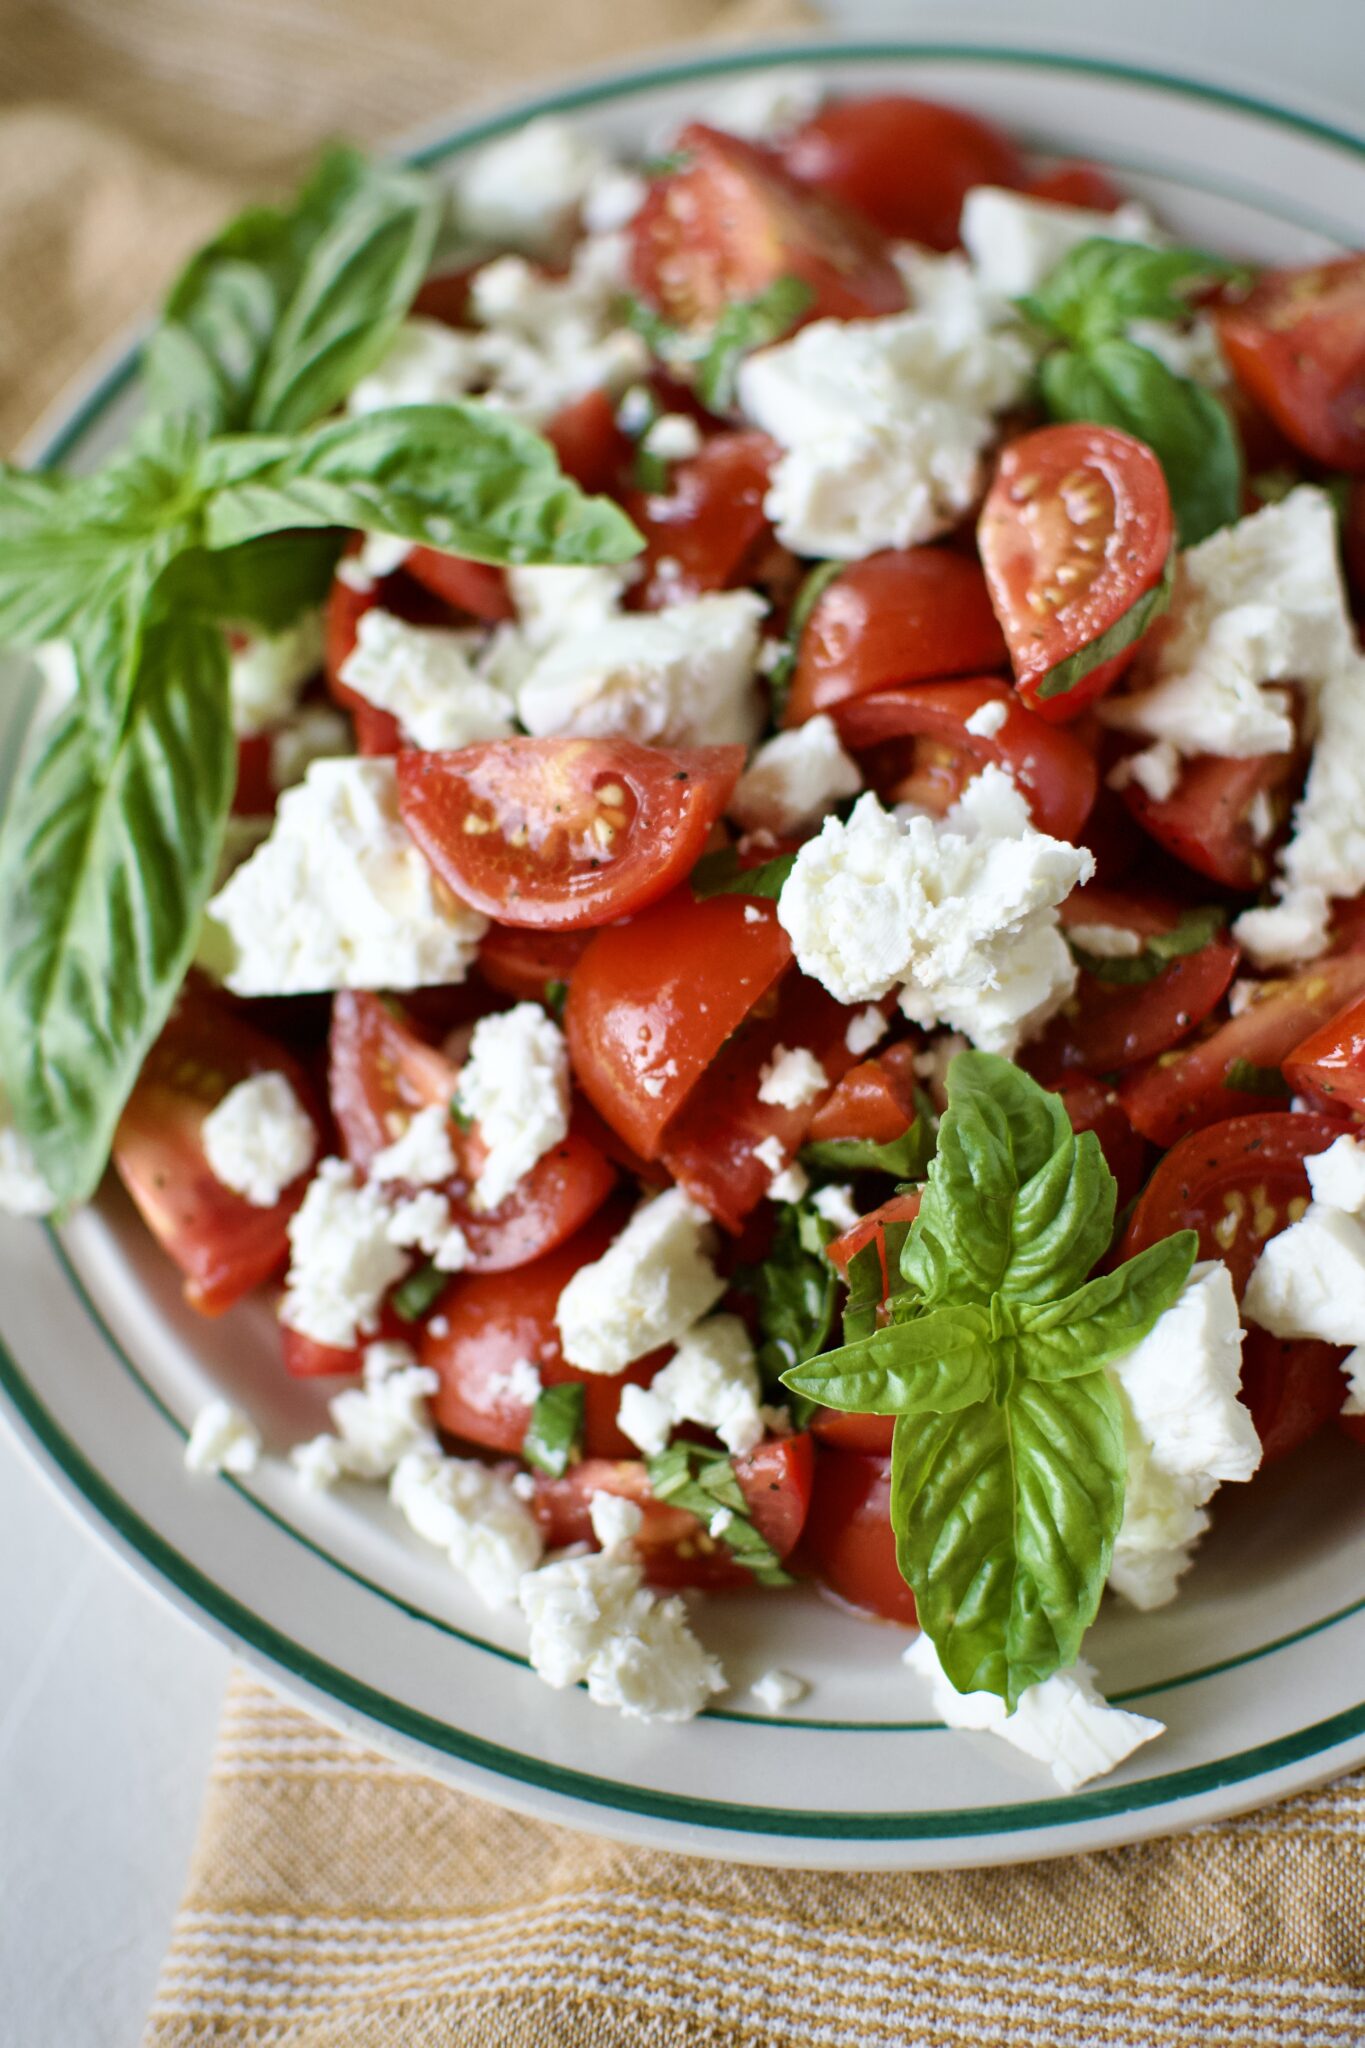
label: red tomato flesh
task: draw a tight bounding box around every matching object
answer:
[1217,258,1365,472]
[477,925,591,1003]
[784,95,1024,252]
[807,1041,919,1147]
[825,1191,923,1286]
[546,388,633,495]
[402,549,513,622]
[1282,991,1365,1116]
[1026,161,1126,211]
[799,1449,917,1624]
[1117,745,1300,892]
[624,431,777,609]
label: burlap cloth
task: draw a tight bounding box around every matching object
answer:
[6,4,1365,2041]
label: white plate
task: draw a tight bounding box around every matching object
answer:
[5,39,1365,1872]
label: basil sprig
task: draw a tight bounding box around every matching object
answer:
[783,1053,1195,1707]
[646,1442,792,1586]
[1070,903,1226,986]
[1025,237,1243,545]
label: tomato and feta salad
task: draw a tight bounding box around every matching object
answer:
[6,70,1365,1790]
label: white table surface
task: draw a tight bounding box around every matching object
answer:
[3,7,1362,2044]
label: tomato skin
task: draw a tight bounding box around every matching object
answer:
[565,890,792,1158]
[786,549,1006,727]
[1120,955,1365,1147]
[834,678,1098,844]
[825,1191,923,1286]
[233,733,276,816]
[1239,1330,1347,1466]
[810,1411,895,1455]
[1027,161,1125,211]
[784,95,1024,252]
[113,989,321,1317]
[1217,258,1365,471]
[623,431,777,610]
[630,123,906,329]
[978,424,1174,721]
[281,1327,363,1379]
[546,387,633,495]
[396,738,744,932]
[1118,746,1300,892]
[807,1041,918,1147]
[1051,1074,1147,1208]
[477,925,591,1003]
[402,549,513,622]
[1283,992,1365,1115]
[412,268,474,326]
[800,1450,917,1624]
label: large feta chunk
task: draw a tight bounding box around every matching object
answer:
[735,292,1034,558]
[339,610,516,751]
[228,611,325,737]
[507,563,635,647]
[370,1104,459,1190]
[729,714,862,837]
[280,1161,412,1351]
[450,115,611,257]
[589,1490,644,1555]
[269,703,352,791]
[201,1071,317,1209]
[206,758,487,996]
[556,1188,724,1375]
[385,1189,470,1273]
[453,1003,570,1212]
[777,774,1092,1055]
[390,1446,543,1608]
[518,1551,725,1721]
[347,317,484,414]
[0,1081,55,1217]
[960,185,1162,296]
[903,1633,1164,1792]
[756,1044,828,1110]
[1307,1133,1365,1214]
[290,1339,440,1485]
[616,1313,764,1458]
[1243,1202,1365,1347]
[184,1398,262,1477]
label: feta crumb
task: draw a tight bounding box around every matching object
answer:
[269,703,352,791]
[510,1469,537,1502]
[518,1550,725,1720]
[1111,740,1181,804]
[281,1161,412,1350]
[960,185,1162,296]
[964,698,1009,740]
[589,1490,644,1554]
[749,1668,809,1713]
[390,1446,543,1607]
[371,1104,459,1190]
[757,1044,828,1111]
[1243,1144,1365,1345]
[1067,921,1145,960]
[385,1189,470,1273]
[556,1188,724,1375]
[811,1182,860,1233]
[744,904,765,925]
[0,1081,55,1217]
[752,1134,786,1177]
[767,1160,810,1204]
[708,1507,735,1539]
[1307,1134,1365,1215]
[903,1633,1164,1791]
[730,714,863,838]
[184,1399,261,1477]
[704,67,822,141]
[453,1002,570,1212]
[616,1313,764,1457]
[228,611,324,737]
[289,1339,440,1485]
[844,1005,887,1057]
[206,758,488,997]
[339,610,517,751]
[201,1071,316,1209]
[485,1357,542,1408]
[581,165,647,235]
[641,412,703,464]
[450,115,611,256]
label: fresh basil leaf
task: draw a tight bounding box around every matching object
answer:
[782,1304,993,1417]
[542,978,569,1022]
[1024,237,1242,350]
[391,1259,448,1323]
[891,1366,1126,1708]
[697,277,814,412]
[802,1098,936,1182]
[159,530,343,634]
[198,406,644,567]
[1224,1057,1292,1098]
[766,559,841,720]
[1017,1230,1198,1378]
[690,846,797,901]
[0,613,233,1207]
[841,1222,916,1344]
[646,1441,791,1586]
[1000,1129,1114,1305]
[1033,546,1176,703]
[1071,902,1226,985]
[732,1199,839,1417]
[145,146,441,436]
[522,1382,585,1478]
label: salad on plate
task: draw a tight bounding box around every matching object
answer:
[4,68,1365,1796]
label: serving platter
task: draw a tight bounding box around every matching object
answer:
[5,38,1365,1870]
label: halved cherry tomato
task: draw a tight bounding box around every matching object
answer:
[1217,257,1365,471]
[799,1449,917,1624]
[1032,885,1240,1075]
[233,733,276,816]
[421,1204,657,1458]
[807,1041,919,1147]
[978,424,1175,721]
[1026,161,1125,211]
[565,890,792,1157]
[1117,745,1300,891]
[1120,954,1365,1146]
[1240,1331,1347,1466]
[630,122,906,328]
[623,431,777,609]
[477,925,591,1003]
[1284,991,1365,1115]
[809,1412,895,1455]
[397,738,744,932]
[825,1191,923,1286]
[402,549,513,622]
[546,387,634,495]
[324,568,404,755]
[113,988,321,1316]
[531,1437,814,1589]
[785,549,1006,727]
[1050,1074,1147,1209]
[280,1327,363,1379]
[411,268,474,327]
[784,95,1024,252]
[833,678,1098,844]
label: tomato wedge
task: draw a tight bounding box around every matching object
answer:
[1051,1074,1147,1208]
[1026,161,1125,211]
[1120,953,1365,1146]
[396,739,743,931]
[1117,745,1300,891]
[785,548,1006,727]
[807,1041,919,1147]
[565,890,792,1158]
[833,678,1098,844]
[1217,257,1365,471]
[629,122,906,329]
[546,388,633,495]
[978,424,1175,721]
[477,925,591,1003]
[113,987,321,1316]
[783,95,1024,252]
[1284,991,1365,1116]
[798,1450,917,1624]
[402,549,513,622]
[623,431,778,609]
[825,1190,922,1286]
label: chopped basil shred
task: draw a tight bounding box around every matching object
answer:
[766,558,842,720]
[624,274,813,414]
[1224,1058,1292,1098]
[646,1441,792,1586]
[1069,903,1226,985]
[522,1382,585,1478]
[1034,546,1175,702]
[732,1198,841,1427]
[391,1259,448,1323]
[542,979,569,1022]
[691,846,797,901]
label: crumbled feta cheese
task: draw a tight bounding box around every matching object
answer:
[507,562,635,648]
[557,1189,724,1375]
[487,1356,543,1407]
[348,317,484,414]
[963,698,1009,740]
[390,1446,543,1607]
[291,1435,348,1490]
[1127,314,1227,388]
[0,1081,55,1217]
[810,1182,860,1233]
[844,1005,887,1057]
[290,1339,439,1484]
[778,775,1092,1056]
[756,1044,828,1110]
[451,115,611,256]
[743,904,765,925]
[358,531,414,582]
[616,1313,764,1458]
[518,1550,725,1721]
[729,714,863,837]
[767,1160,811,1204]
[339,610,516,751]
[641,412,703,464]
[960,185,1162,296]
[371,1104,459,1190]
[749,1668,809,1713]
[1243,1158,1365,1347]
[1110,740,1181,804]
[516,589,766,748]
[1307,1134,1365,1214]
[206,758,488,996]
[708,1507,734,1539]
[1106,1262,1261,1610]
[581,165,647,235]
[453,1003,570,1212]
[589,1490,643,1554]
[385,1190,470,1273]
[281,1162,413,1350]
[752,1134,786,1177]
[1066,921,1145,960]
[704,67,822,141]
[201,1071,317,1208]
[903,1633,1164,1791]
[184,1399,261,1477]
[736,291,1034,559]
[228,611,325,737]
[269,703,352,791]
